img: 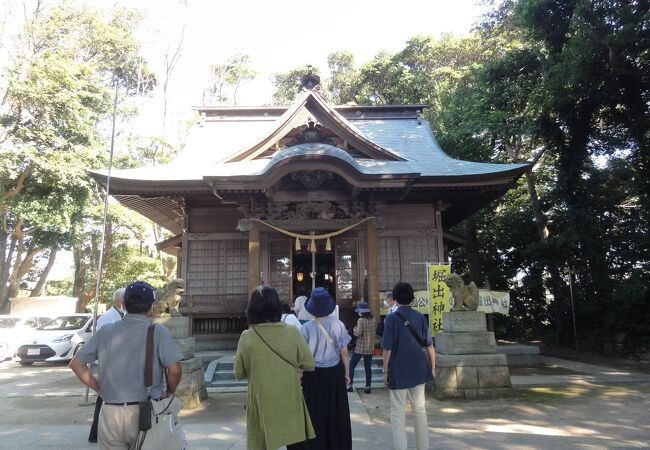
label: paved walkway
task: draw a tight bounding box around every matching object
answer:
[0,355,649,449]
[511,355,650,386]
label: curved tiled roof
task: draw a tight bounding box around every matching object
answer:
[91,95,528,191]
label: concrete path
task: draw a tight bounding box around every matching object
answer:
[511,355,650,386]
[1,356,649,449]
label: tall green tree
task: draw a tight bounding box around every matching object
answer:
[0,2,156,311]
[204,53,256,105]
[271,64,322,105]
[326,51,359,104]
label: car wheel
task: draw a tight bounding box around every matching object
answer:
[19,361,33,366]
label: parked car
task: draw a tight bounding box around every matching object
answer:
[0,315,52,361]
[13,314,94,365]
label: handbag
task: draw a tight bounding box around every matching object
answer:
[131,324,186,450]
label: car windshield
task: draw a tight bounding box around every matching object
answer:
[0,318,21,328]
[38,316,88,331]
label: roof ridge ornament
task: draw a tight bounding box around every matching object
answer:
[300,66,321,92]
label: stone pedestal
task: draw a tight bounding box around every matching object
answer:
[432,311,512,399]
[154,316,208,409]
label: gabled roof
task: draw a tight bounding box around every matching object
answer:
[90,86,529,232]
[223,90,405,162]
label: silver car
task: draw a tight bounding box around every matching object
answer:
[0,315,52,360]
[13,314,94,365]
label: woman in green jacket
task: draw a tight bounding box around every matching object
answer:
[235,285,316,450]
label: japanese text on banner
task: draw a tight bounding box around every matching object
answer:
[427,264,451,334]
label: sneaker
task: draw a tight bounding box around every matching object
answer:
[88,437,97,443]
[364,387,371,394]
[346,386,353,392]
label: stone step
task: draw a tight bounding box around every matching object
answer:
[206,355,385,388]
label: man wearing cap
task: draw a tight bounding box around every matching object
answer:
[88,288,126,443]
[70,281,183,450]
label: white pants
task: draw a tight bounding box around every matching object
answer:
[389,383,430,450]
[98,404,140,450]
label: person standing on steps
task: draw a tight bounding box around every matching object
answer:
[347,300,376,394]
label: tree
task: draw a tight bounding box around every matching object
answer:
[204,53,256,106]
[0,2,156,312]
[327,51,359,104]
[270,64,321,105]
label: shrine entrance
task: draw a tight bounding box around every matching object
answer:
[292,236,359,328]
[292,240,335,299]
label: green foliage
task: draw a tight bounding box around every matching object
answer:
[271,64,321,105]
[286,1,649,351]
[326,51,359,104]
[205,53,256,105]
[0,1,158,311]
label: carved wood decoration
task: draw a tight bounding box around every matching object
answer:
[238,199,371,221]
[291,169,334,189]
[286,120,336,148]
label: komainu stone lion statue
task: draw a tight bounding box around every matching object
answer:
[154,279,185,317]
[444,273,479,311]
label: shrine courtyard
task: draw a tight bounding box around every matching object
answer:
[0,354,648,449]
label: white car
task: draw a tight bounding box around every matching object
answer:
[0,315,52,361]
[13,314,94,365]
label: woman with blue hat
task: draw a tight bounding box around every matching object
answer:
[347,299,376,394]
[300,287,352,450]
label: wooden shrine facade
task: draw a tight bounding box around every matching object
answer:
[91,72,528,340]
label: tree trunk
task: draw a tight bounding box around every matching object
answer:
[31,247,58,296]
[523,170,566,343]
[6,226,26,302]
[0,228,13,313]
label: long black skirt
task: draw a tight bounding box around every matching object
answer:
[302,362,352,450]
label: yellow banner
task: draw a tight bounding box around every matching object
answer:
[427,264,451,333]
[379,290,430,316]
[477,290,510,315]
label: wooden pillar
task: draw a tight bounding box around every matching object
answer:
[366,219,380,319]
[435,208,446,263]
[248,223,260,295]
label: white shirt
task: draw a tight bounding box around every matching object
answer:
[281,313,302,331]
[389,303,398,314]
[96,306,123,331]
[293,296,314,321]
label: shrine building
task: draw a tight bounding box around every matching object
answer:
[91,72,528,347]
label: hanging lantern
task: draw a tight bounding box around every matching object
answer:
[325,237,332,252]
[296,272,304,282]
[295,237,301,251]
